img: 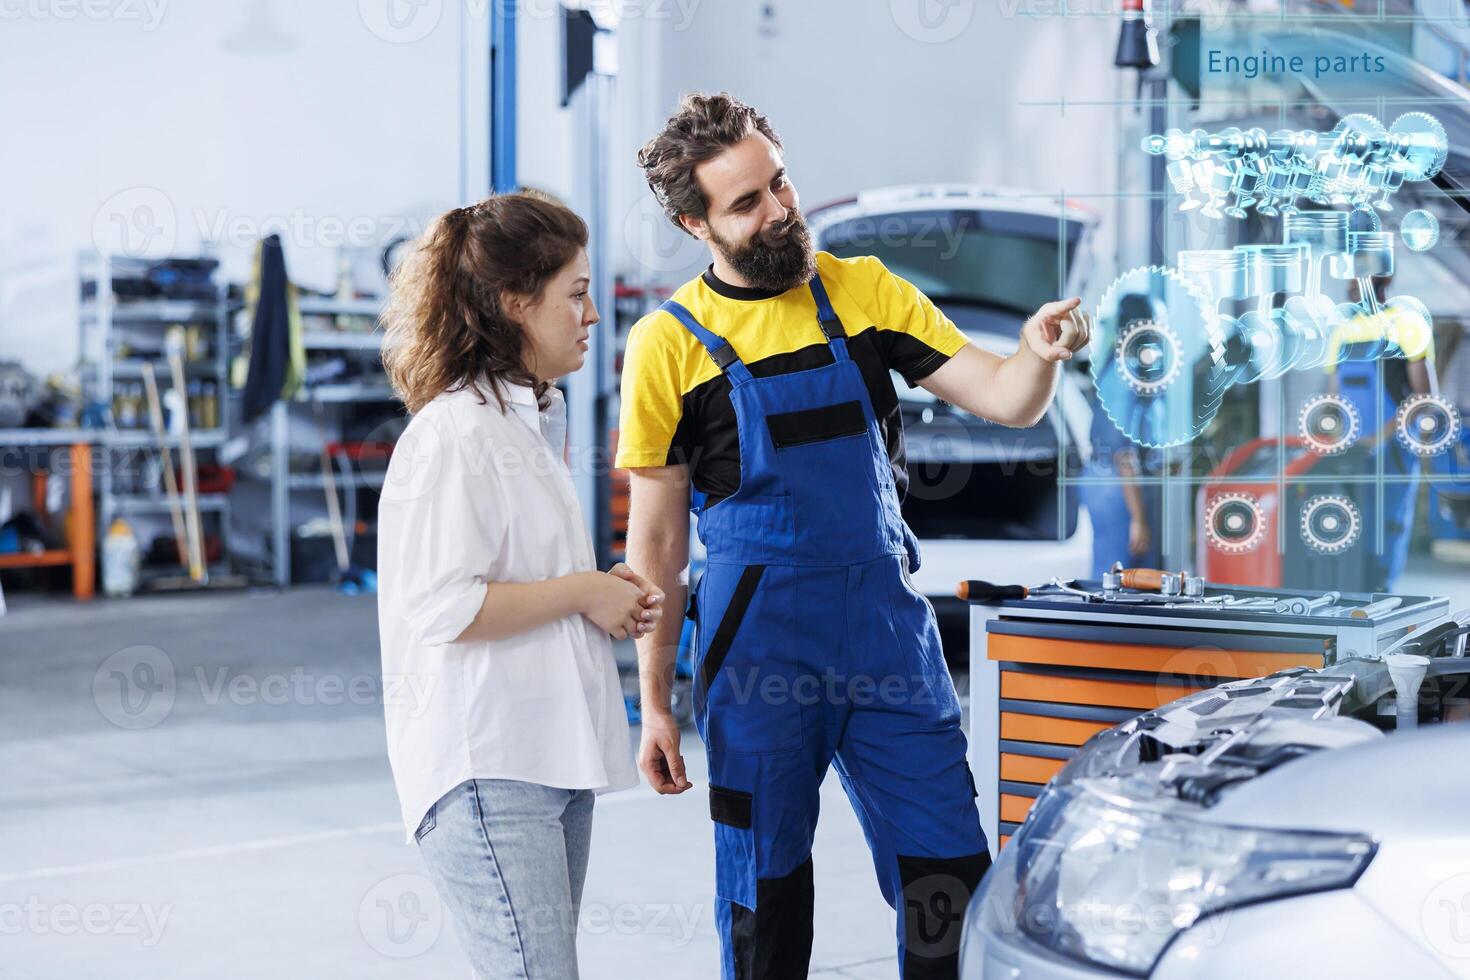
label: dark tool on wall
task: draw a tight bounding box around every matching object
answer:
[1113,0,1158,70]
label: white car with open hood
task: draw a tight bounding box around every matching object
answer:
[960,612,1470,978]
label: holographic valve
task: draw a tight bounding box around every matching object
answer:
[1142,113,1447,217]
[1092,221,1449,450]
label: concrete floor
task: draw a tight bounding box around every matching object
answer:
[3,556,1465,978]
[0,587,920,979]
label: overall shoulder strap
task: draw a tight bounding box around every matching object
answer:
[658,300,754,385]
[807,274,851,362]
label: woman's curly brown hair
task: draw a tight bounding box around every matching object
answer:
[382,191,588,414]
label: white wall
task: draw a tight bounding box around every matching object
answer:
[1,0,1127,372]
[516,0,577,199]
[0,0,490,375]
[609,0,1127,293]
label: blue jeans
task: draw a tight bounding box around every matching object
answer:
[415,779,595,979]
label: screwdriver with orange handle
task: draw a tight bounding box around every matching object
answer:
[1112,566,1191,592]
[956,566,1192,605]
[955,580,1033,604]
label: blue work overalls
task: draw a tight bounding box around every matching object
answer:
[660,275,990,980]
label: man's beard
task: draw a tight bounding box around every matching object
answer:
[710,209,817,294]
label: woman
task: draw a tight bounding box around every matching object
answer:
[377,191,657,978]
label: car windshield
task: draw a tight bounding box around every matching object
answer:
[819,201,1089,541]
[819,207,1086,316]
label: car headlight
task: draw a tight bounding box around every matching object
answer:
[987,778,1376,975]
[1050,726,1136,788]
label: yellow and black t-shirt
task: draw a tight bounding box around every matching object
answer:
[616,251,970,505]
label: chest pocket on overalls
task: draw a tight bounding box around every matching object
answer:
[765,400,868,449]
[694,562,804,754]
[766,399,886,546]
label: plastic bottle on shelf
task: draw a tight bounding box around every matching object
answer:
[102,518,142,598]
[201,380,219,430]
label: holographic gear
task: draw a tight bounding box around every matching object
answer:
[1205,491,1268,554]
[1114,319,1183,396]
[1298,394,1362,456]
[1091,266,1229,449]
[1300,494,1362,554]
[1395,394,1462,457]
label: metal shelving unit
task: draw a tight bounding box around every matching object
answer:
[78,251,238,579]
[285,470,385,490]
[112,494,230,514]
[266,298,397,586]
[103,429,229,449]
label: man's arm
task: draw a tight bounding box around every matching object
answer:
[917,299,1086,427]
[625,464,695,794]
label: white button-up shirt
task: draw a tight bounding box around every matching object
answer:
[377,377,638,843]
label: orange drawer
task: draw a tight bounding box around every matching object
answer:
[1000,752,1066,784]
[1001,711,1112,746]
[989,632,1321,678]
[1001,671,1205,710]
[999,834,1011,848]
[1000,793,1036,824]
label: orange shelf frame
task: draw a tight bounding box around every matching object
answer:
[1,442,94,600]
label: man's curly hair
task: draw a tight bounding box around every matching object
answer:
[636,92,783,237]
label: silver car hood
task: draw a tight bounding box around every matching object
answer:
[1205,722,1470,836]
[1056,652,1470,836]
